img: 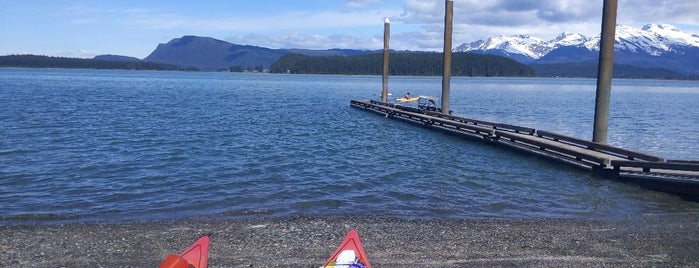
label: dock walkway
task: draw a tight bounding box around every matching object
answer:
[350,99,699,198]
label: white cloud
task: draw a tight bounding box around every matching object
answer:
[7,0,698,57]
[394,0,699,47]
[63,4,102,15]
[225,32,382,50]
[344,0,380,9]
[74,0,699,51]
[221,0,699,52]
[121,8,392,34]
[399,0,442,23]
[618,0,699,26]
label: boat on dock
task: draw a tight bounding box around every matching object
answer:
[394,95,448,113]
[395,96,419,102]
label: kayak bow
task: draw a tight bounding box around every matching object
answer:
[160,235,210,268]
[322,230,371,268]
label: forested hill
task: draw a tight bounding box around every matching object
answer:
[531,63,695,80]
[269,52,534,77]
[0,55,189,71]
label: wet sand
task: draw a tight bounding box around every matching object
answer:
[2,213,698,267]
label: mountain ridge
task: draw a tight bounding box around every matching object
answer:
[455,24,699,75]
[143,35,288,71]
[90,23,698,78]
[142,36,376,71]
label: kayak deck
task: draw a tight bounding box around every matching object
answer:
[322,230,371,268]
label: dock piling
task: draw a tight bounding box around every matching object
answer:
[382,18,390,103]
[441,0,453,114]
[593,0,618,144]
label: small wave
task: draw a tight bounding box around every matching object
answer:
[0,213,82,226]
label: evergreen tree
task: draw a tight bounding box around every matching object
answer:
[269,52,534,77]
[0,54,190,71]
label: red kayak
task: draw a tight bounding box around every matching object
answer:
[160,235,210,268]
[322,230,371,268]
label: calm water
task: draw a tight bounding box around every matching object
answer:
[1,68,698,225]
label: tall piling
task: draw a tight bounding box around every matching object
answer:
[593,0,618,144]
[382,18,390,103]
[441,0,453,114]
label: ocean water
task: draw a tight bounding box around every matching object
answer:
[1,68,698,225]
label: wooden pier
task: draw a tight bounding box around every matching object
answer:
[350,99,699,198]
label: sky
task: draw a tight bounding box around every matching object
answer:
[1,0,698,59]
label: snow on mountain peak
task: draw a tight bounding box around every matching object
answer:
[612,24,670,55]
[455,34,549,59]
[553,32,589,46]
[643,24,678,32]
[612,24,699,55]
[643,23,699,47]
[455,24,699,60]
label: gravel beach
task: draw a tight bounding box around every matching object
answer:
[2,212,698,267]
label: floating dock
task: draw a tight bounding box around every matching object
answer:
[350,99,699,199]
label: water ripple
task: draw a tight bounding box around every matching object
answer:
[1,69,698,225]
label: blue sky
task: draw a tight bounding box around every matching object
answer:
[2,0,698,59]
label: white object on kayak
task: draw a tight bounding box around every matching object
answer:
[334,250,356,267]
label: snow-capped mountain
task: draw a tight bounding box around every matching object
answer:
[583,24,699,55]
[456,34,548,60]
[455,24,699,75]
[553,32,589,47]
[456,32,589,62]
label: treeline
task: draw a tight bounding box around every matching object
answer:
[229,65,266,72]
[531,63,695,80]
[0,54,194,71]
[270,52,534,77]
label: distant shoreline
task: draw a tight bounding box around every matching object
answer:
[2,66,698,82]
[3,54,697,80]
[0,54,195,71]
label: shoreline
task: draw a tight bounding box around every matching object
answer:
[2,213,698,267]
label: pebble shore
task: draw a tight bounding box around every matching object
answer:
[2,212,698,267]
